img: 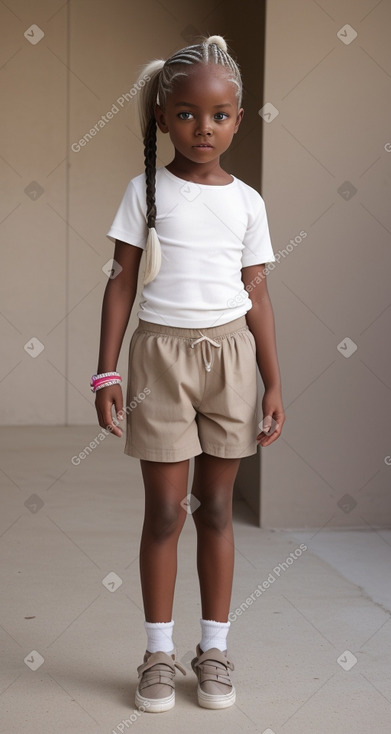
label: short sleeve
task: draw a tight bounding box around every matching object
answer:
[106,179,148,249]
[241,193,275,268]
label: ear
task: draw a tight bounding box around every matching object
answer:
[233,107,244,134]
[155,103,169,134]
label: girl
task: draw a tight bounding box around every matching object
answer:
[93,34,285,713]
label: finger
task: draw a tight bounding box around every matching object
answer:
[257,422,282,446]
[257,429,281,447]
[114,398,125,422]
[103,408,123,437]
[261,415,273,433]
[258,415,278,436]
[106,420,122,437]
[114,408,125,436]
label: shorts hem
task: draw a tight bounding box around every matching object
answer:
[124,442,203,462]
[201,442,258,459]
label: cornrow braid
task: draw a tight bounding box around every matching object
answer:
[136,59,164,284]
[144,117,157,229]
[135,34,243,285]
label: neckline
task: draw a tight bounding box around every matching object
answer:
[161,166,236,187]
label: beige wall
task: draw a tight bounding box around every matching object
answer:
[0,0,263,424]
[261,0,391,527]
[1,1,390,528]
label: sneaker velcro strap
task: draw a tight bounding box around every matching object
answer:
[197,664,233,686]
[193,648,234,672]
[137,652,187,679]
[139,669,176,691]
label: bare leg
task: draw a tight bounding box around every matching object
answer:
[139,458,189,622]
[191,453,241,621]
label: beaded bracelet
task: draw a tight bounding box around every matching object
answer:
[90,371,122,392]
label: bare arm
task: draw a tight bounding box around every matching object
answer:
[95,240,143,436]
[241,264,285,446]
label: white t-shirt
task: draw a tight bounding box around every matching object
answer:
[107,166,275,328]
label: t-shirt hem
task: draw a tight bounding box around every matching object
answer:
[137,309,251,329]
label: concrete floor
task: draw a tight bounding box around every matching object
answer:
[1,426,391,734]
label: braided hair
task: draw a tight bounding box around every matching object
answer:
[135,35,243,285]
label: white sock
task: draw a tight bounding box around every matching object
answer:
[144,620,175,654]
[200,618,230,653]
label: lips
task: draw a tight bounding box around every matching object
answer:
[193,144,213,148]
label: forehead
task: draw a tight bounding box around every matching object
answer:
[169,63,237,102]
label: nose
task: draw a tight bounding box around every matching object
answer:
[195,116,212,136]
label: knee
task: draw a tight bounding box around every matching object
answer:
[145,501,182,542]
[193,491,232,533]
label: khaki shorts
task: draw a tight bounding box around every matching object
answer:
[123,315,259,462]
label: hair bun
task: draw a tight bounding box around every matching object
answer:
[206,35,227,53]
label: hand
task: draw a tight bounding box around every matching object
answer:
[256,387,285,447]
[95,384,125,438]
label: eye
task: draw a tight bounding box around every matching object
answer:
[178,111,193,120]
[214,112,229,120]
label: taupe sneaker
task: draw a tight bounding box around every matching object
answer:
[191,644,236,709]
[135,650,186,713]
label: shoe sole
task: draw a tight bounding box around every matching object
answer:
[196,683,236,709]
[191,657,236,709]
[135,688,175,713]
